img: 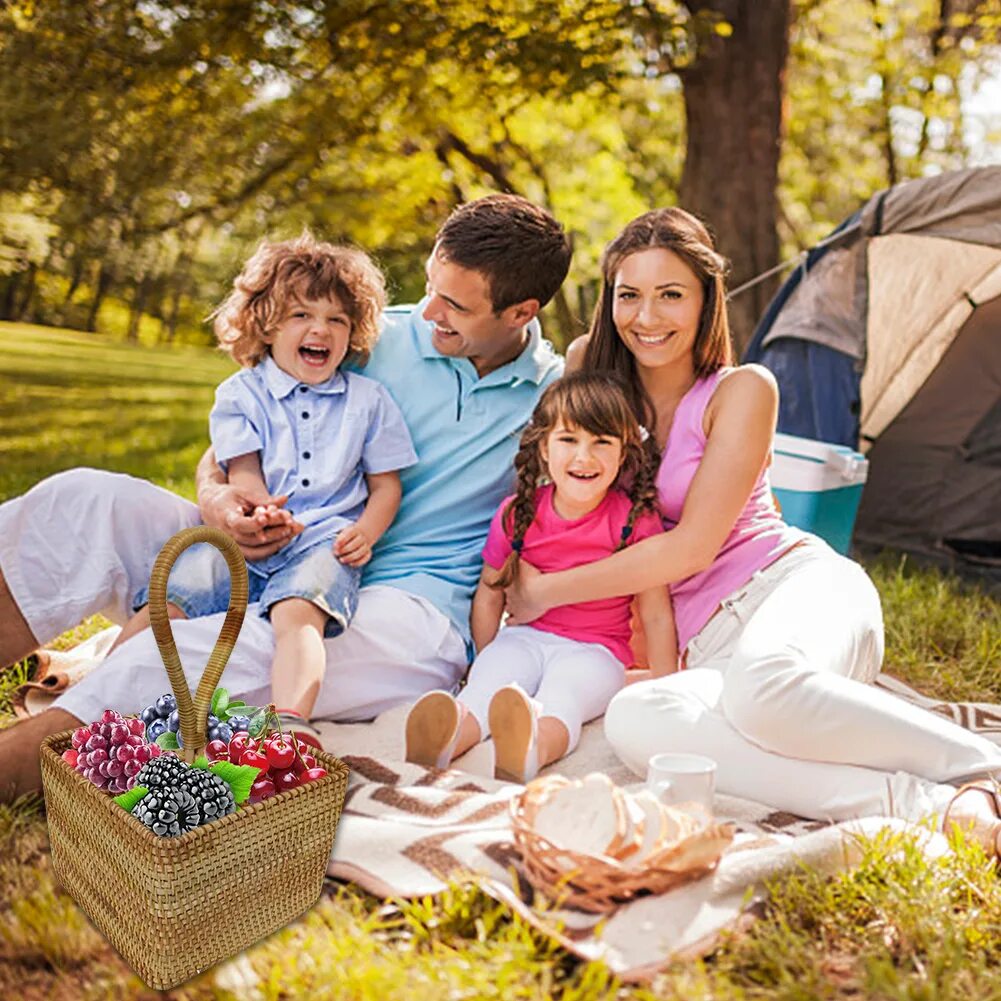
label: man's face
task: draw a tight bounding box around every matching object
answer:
[422,246,537,377]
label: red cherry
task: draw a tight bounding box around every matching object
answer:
[229,732,252,763]
[62,748,79,767]
[249,776,276,803]
[274,769,300,792]
[300,767,327,783]
[240,749,269,771]
[265,738,295,770]
[205,739,228,762]
[292,753,317,775]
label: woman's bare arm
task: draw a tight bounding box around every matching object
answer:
[506,366,778,619]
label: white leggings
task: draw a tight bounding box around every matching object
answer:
[459,625,624,752]
[605,539,1001,823]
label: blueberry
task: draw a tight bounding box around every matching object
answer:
[155,694,177,718]
[147,719,167,742]
[167,709,180,733]
[208,715,220,729]
[227,714,251,732]
[207,725,221,744]
[215,723,233,745]
[140,706,159,725]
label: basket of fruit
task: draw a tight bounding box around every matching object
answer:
[510,773,735,913]
[39,526,350,990]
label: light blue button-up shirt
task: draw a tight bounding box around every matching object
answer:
[346,303,564,654]
[210,355,417,574]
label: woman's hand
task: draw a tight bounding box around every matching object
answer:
[502,561,550,624]
[200,482,303,560]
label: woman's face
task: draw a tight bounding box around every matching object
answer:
[612,248,704,370]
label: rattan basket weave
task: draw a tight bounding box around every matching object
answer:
[40,526,349,990]
[510,775,735,913]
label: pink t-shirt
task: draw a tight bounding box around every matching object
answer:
[482,484,664,665]
[658,368,807,652]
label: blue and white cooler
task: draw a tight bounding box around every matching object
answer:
[770,433,869,555]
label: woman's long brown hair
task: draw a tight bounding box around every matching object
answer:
[583,207,733,435]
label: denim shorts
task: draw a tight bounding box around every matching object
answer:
[133,539,361,639]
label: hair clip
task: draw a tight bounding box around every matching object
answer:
[511,539,524,553]
[638,425,650,442]
[619,525,632,543]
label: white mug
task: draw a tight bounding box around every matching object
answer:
[646,752,717,816]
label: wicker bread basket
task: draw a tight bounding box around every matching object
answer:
[40,526,349,990]
[511,774,735,913]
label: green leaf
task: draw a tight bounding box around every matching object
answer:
[192,755,210,770]
[156,731,179,750]
[114,785,149,813]
[208,760,260,804]
[210,687,230,717]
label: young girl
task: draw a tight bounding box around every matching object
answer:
[112,233,417,743]
[405,372,677,782]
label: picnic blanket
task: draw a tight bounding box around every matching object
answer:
[12,627,1000,980]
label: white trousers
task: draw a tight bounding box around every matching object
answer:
[0,469,467,723]
[459,625,624,752]
[605,539,1001,823]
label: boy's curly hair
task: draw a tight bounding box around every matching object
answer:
[490,371,661,590]
[212,231,386,368]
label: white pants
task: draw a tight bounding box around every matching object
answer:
[0,469,467,722]
[605,539,1001,823]
[459,625,624,752]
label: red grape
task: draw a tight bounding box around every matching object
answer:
[71,727,92,750]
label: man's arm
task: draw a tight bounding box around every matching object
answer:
[334,470,402,567]
[471,564,505,653]
[196,446,301,559]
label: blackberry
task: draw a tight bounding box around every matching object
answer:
[135,753,189,792]
[179,770,236,825]
[132,788,201,837]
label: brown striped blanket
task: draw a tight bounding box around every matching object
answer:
[15,629,1000,981]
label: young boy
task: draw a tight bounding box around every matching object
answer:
[113,234,417,742]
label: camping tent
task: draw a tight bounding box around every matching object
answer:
[744,166,1001,574]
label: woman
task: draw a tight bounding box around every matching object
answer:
[507,207,1001,843]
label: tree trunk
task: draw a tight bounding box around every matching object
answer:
[0,274,21,321]
[127,276,150,343]
[85,264,112,332]
[679,0,792,357]
[14,265,38,321]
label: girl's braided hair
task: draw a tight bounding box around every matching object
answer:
[490,371,661,590]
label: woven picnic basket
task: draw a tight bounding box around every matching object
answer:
[510,775,734,913]
[40,526,350,990]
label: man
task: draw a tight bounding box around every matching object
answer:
[0,194,570,801]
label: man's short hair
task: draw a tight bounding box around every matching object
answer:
[435,194,572,313]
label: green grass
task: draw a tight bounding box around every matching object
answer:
[0,320,235,500]
[3,321,1001,998]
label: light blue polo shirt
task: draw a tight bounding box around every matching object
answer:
[210,355,417,574]
[347,303,564,653]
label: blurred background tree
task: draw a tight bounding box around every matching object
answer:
[1,0,998,353]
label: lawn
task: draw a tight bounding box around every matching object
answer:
[2,321,1001,999]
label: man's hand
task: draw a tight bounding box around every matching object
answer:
[334,524,373,567]
[200,482,304,560]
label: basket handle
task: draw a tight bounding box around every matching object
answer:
[147,526,249,763]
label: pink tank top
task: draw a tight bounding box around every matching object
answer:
[656,368,807,652]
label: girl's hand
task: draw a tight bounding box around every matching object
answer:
[502,561,549,624]
[334,524,373,567]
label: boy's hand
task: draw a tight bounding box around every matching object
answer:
[202,483,303,559]
[334,524,372,567]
